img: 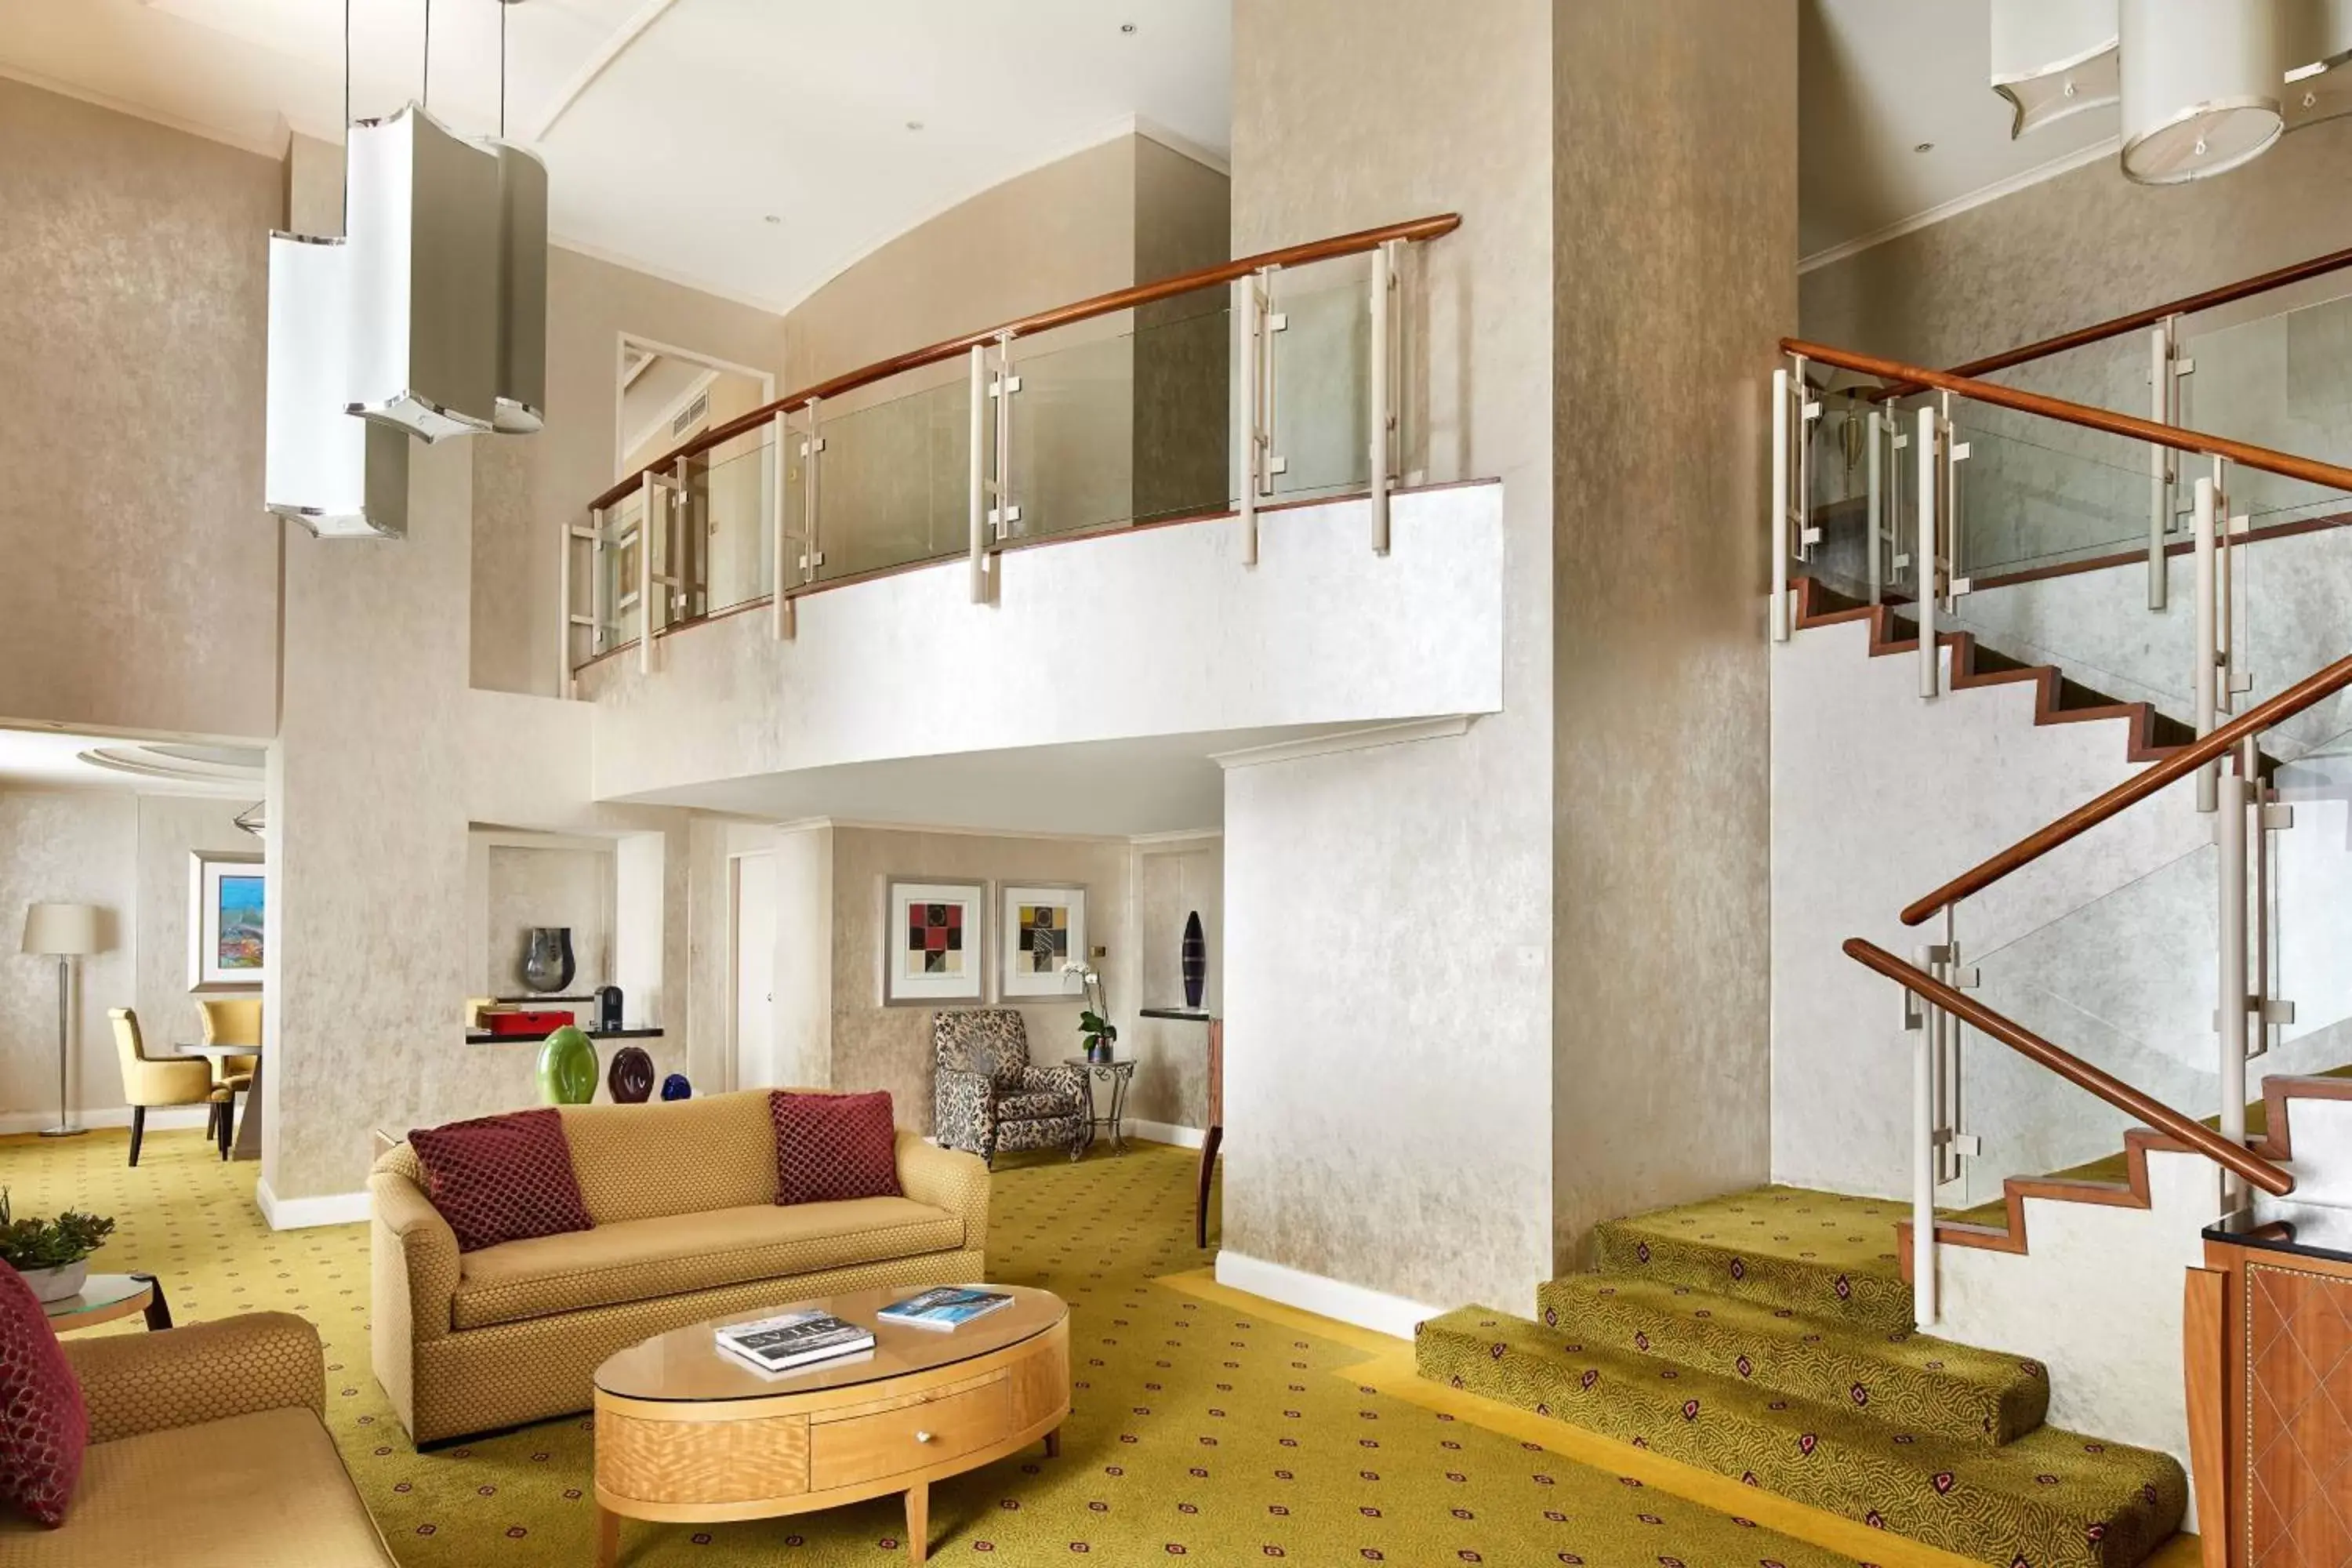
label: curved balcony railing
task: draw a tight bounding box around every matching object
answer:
[561,214,1462,684]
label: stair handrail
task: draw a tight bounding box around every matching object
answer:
[1845,939,2297,1198]
[1783,339,2352,497]
[1901,650,2352,927]
[590,212,1465,515]
[1863,242,2352,401]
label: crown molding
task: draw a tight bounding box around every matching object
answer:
[550,232,792,317]
[0,62,288,158]
[1127,113,1231,176]
[1798,135,2120,275]
[1130,827,1225,848]
[1213,717,1473,771]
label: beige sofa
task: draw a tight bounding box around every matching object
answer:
[0,1313,395,1565]
[371,1089,990,1444]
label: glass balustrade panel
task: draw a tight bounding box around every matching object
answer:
[811,373,973,583]
[1268,252,1373,500]
[691,423,778,619]
[2269,711,2352,1073]
[1004,321,1137,543]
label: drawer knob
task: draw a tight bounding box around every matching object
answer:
[915,1430,935,1444]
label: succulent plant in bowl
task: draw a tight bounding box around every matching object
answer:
[0,1189,115,1303]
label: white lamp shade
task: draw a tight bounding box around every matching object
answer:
[265,232,410,539]
[1991,0,2119,137]
[2121,0,2285,184]
[22,903,102,957]
[488,141,548,434]
[346,103,500,443]
[2283,0,2352,131]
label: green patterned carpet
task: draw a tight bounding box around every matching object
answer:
[1421,1186,2186,1568]
[5,1129,1871,1566]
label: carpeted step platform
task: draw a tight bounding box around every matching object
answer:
[1418,1308,2187,1568]
[1534,1273,2050,1446]
[1592,1183,1915,1333]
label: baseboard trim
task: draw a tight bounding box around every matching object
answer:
[254,1181,370,1230]
[1213,1249,1438,1341]
[0,1105,212,1136]
[1126,1119,1207,1150]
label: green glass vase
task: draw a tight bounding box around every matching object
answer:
[535,1025,599,1105]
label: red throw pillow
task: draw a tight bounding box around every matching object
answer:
[407,1109,594,1253]
[0,1265,86,1527]
[771,1091,902,1205]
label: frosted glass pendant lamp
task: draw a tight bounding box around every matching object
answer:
[2119,0,2285,183]
[487,140,548,434]
[265,233,410,539]
[344,103,501,441]
[1991,0,2118,137]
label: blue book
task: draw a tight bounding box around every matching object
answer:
[877,1287,1016,1332]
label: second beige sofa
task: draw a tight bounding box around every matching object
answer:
[371,1088,989,1444]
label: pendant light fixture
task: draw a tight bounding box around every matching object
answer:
[263,0,547,537]
[1990,0,2118,138]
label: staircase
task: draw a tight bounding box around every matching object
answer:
[1417,1185,2189,1568]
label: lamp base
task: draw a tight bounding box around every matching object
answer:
[36,1125,89,1139]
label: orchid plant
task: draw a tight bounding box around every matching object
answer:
[1062,961,1117,1059]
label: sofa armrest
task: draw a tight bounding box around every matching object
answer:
[896,1131,989,1257]
[1017,1061,1089,1107]
[66,1312,323,1445]
[369,1166,460,1343]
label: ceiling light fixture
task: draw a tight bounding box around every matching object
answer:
[1913,142,1934,154]
[1120,23,1137,33]
[906,120,924,131]
[764,214,782,224]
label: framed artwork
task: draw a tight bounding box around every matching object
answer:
[884,879,986,1005]
[190,850,266,991]
[1001,884,1087,1000]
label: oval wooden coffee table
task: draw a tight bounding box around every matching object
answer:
[593,1283,1069,1566]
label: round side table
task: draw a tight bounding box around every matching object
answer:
[1065,1056,1137,1153]
[43,1272,171,1333]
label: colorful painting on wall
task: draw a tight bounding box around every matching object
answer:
[884,879,986,1005]
[1001,884,1087,999]
[190,851,267,990]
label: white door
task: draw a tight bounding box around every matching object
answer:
[730,853,776,1090]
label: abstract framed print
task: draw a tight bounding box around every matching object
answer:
[1000,884,1087,1000]
[884,879,986,1005]
[190,849,267,991]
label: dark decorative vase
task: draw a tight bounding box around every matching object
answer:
[660,1073,692,1102]
[1181,910,1207,1011]
[607,1045,655,1104]
[535,1025,598,1105]
[523,927,576,994]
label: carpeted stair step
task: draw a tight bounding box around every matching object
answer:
[1535,1273,2050,1447]
[1593,1184,1914,1333]
[1418,1308,2186,1568]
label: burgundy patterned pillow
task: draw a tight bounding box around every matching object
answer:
[407,1109,593,1253]
[771,1091,903,1205]
[0,1265,85,1527]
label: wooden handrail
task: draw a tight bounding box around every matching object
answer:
[1843,939,2297,1197]
[590,212,1465,514]
[1900,648,2352,926]
[1785,339,2352,497]
[1865,244,2352,400]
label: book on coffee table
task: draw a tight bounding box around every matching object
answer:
[714,1308,875,1373]
[877,1287,1017,1332]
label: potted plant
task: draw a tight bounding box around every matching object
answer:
[0,1189,115,1304]
[1062,962,1118,1063]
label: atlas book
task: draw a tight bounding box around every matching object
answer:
[713,1308,875,1372]
[877,1286,1018,1332]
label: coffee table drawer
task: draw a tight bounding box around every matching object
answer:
[810,1378,1009,1490]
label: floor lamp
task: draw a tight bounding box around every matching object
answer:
[22,903,102,1139]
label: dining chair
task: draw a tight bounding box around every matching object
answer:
[110,1008,229,1167]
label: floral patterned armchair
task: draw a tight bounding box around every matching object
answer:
[932,1009,1089,1166]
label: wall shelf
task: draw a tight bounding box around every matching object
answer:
[1139,1007,1214,1022]
[465,1025,665,1046]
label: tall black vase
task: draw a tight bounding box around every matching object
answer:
[1181,910,1207,1011]
[523,927,576,994]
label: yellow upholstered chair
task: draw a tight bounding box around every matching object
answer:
[197,996,260,1090]
[111,1008,227,1167]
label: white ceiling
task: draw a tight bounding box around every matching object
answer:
[0,0,1232,310]
[0,728,264,797]
[619,724,1375,838]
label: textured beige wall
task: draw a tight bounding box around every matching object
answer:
[0,792,136,1120]
[1798,118,2352,370]
[1548,0,1791,1268]
[133,796,259,1051]
[826,826,1134,1138]
[0,79,280,741]
[1226,0,1559,1312]
[1127,837,1221,1128]
[483,845,614,996]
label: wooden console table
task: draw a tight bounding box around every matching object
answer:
[2185,1200,2352,1566]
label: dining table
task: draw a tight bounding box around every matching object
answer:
[176,1041,262,1162]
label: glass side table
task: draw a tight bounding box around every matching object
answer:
[43,1272,171,1333]
[1065,1056,1138,1154]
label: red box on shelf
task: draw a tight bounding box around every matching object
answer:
[486,1010,575,1036]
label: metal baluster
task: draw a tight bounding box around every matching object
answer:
[2194,474,2219,811]
[800,396,825,589]
[637,471,656,675]
[968,346,989,603]
[1369,239,1397,555]
[1916,405,1939,699]
[2147,319,2175,611]
[1866,408,1884,606]
[1770,365,1791,640]
[2217,738,2252,1211]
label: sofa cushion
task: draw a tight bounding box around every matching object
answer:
[408,1109,593,1253]
[450,1197,965,1330]
[771,1090,902,1205]
[0,1265,85,1527]
[559,1091,780,1225]
[0,1406,394,1565]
